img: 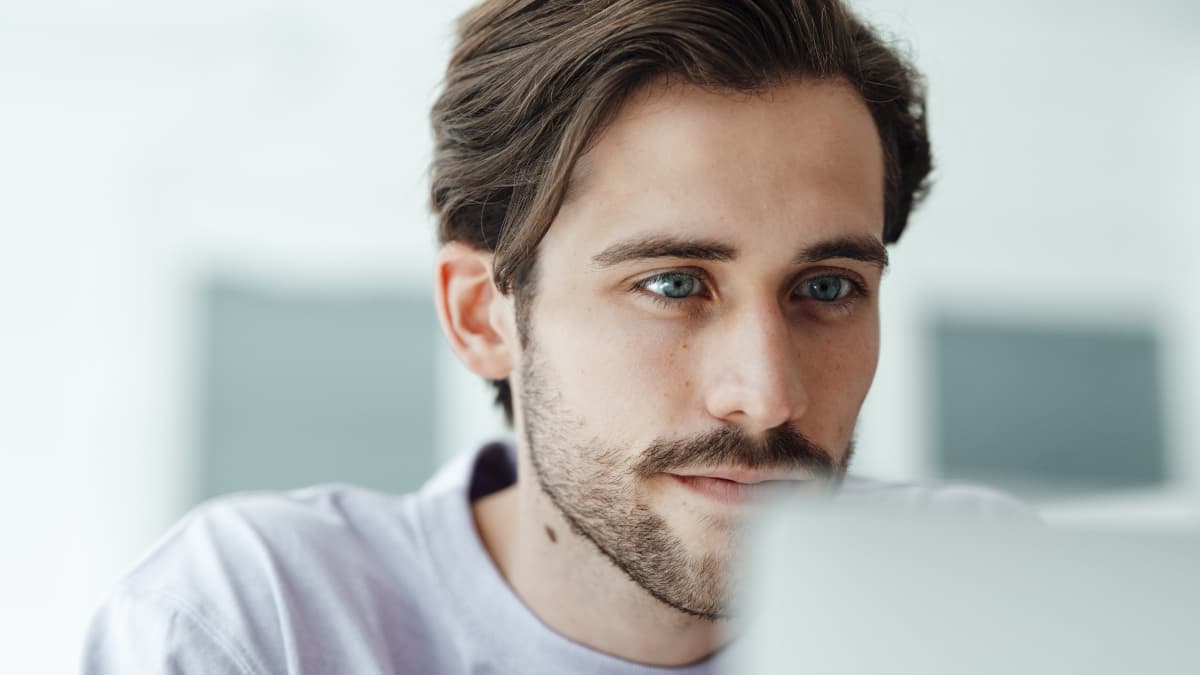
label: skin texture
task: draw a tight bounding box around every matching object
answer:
[435,76,886,666]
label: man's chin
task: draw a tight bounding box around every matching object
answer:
[652,484,753,545]
[656,562,740,623]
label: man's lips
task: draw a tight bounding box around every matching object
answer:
[669,467,815,484]
[667,468,814,505]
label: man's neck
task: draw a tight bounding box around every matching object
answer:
[471,464,725,667]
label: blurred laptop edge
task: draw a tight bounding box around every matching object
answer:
[731,497,1200,675]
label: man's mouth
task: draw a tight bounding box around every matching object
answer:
[667,468,814,506]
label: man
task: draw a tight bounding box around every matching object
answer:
[84,0,1029,672]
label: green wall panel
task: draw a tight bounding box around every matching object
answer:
[933,319,1167,495]
[198,281,437,500]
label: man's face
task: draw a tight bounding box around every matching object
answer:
[513,78,886,619]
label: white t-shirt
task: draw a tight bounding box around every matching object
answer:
[82,441,1034,674]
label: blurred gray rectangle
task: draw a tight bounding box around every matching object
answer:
[198,280,437,500]
[933,319,1166,494]
[733,499,1200,675]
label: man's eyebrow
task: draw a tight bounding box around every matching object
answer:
[794,234,890,270]
[591,235,737,268]
[591,232,889,270]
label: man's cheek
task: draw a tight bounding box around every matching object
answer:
[813,361,875,444]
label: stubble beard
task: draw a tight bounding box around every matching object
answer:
[518,341,850,621]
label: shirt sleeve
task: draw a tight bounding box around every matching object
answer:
[81,587,262,675]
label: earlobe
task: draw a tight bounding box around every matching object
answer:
[434,243,515,380]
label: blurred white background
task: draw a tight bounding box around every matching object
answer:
[1,0,1197,670]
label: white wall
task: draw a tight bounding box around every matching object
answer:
[1,1,1195,670]
[852,0,1200,501]
[0,1,489,670]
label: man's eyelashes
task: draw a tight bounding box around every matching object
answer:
[631,270,869,310]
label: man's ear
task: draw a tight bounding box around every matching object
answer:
[433,242,515,380]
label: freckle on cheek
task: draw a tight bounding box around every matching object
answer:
[544,525,557,543]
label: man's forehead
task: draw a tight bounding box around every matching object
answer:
[560,76,879,200]
[547,76,886,264]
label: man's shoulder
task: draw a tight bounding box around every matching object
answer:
[839,474,1041,522]
[85,484,455,673]
[123,484,431,603]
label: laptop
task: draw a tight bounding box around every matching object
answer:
[728,496,1200,674]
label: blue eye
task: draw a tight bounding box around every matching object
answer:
[801,275,851,302]
[642,272,701,299]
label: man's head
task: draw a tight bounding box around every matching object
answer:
[431,0,931,620]
[431,0,930,423]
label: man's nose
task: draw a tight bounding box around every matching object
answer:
[702,300,808,435]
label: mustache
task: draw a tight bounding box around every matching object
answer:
[632,425,846,480]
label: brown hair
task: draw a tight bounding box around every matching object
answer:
[430,0,933,424]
